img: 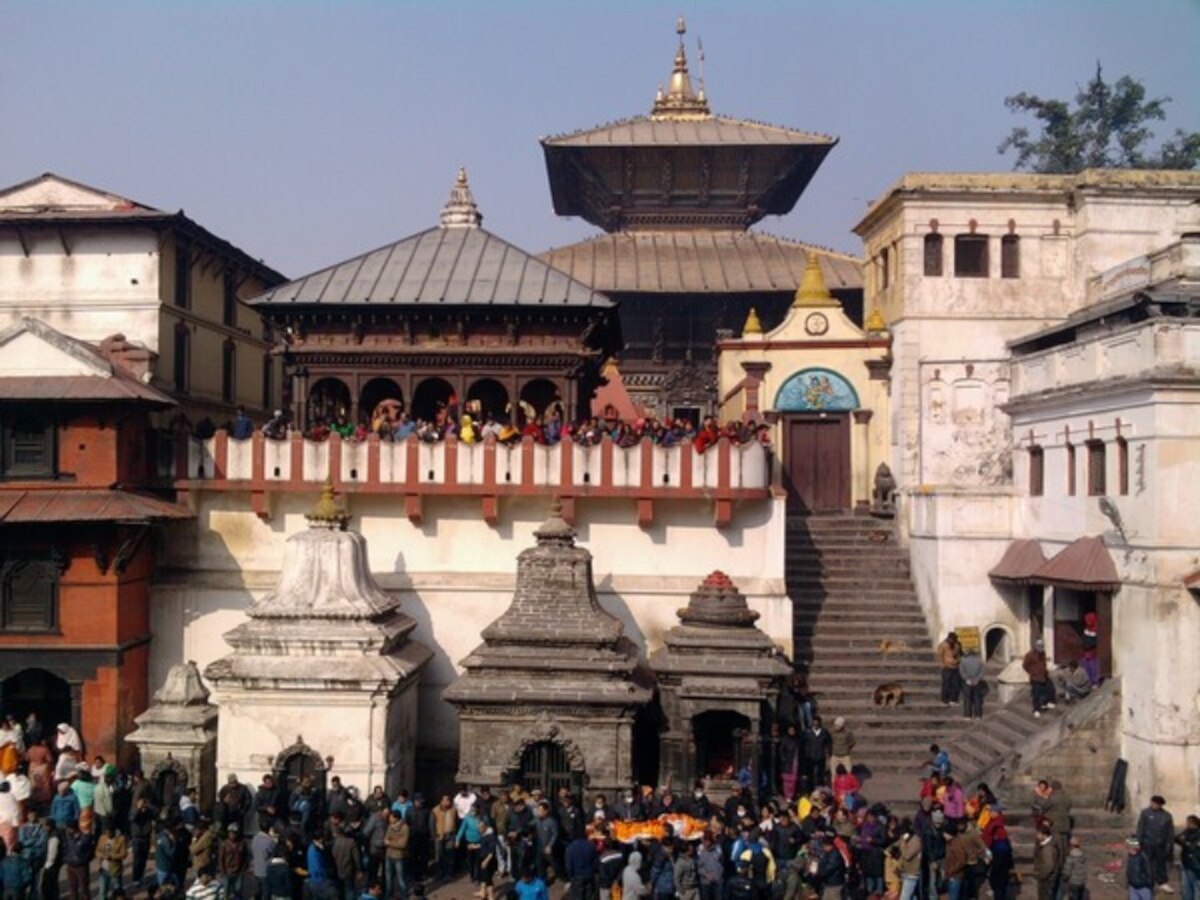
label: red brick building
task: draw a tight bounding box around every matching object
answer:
[0,317,187,763]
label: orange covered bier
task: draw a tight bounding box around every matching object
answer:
[612,814,708,843]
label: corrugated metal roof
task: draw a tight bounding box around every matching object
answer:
[542,114,836,148]
[0,375,173,404]
[250,226,612,308]
[1031,536,1121,591]
[0,490,190,524]
[988,539,1047,583]
[537,231,862,294]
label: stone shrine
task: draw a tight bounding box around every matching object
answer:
[444,501,652,794]
[205,483,431,792]
[126,661,218,808]
[650,571,790,791]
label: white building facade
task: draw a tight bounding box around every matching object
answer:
[854,170,1200,807]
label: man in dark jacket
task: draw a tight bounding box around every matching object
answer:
[802,717,833,792]
[1175,815,1200,900]
[564,834,599,900]
[218,823,248,900]
[814,834,846,900]
[331,824,361,900]
[1136,795,1175,891]
[1023,640,1055,716]
[255,776,281,834]
[62,822,95,900]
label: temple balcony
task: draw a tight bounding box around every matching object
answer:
[174,431,772,527]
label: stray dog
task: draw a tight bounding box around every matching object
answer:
[874,682,905,707]
[879,638,911,656]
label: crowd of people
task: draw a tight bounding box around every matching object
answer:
[0,701,1194,900]
[934,630,1102,723]
[221,402,771,455]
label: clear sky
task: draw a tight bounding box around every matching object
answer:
[4,1,1198,277]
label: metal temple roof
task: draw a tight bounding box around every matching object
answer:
[250,226,613,309]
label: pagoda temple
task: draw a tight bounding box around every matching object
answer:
[250,170,620,431]
[539,18,862,419]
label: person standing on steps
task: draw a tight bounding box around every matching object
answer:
[938,632,963,706]
[1136,795,1176,894]
[958,649,986,719]
[1023,639,1056,717]
[1033,822,1063,900]
[829,718,856,778]
[801,717,833,792]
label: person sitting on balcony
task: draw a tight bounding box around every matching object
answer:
[498,419,522,445]
[232,406,255,440]
[693,417,721,454]
[263,410,288,440]
[522,416,545,444]
[460,415,479,445]
[331,414,354,440]
[307,418,332,442]
[416,419,440,443]
[393,414,416,441]
[480,416,503,442]
[544,410,563,445]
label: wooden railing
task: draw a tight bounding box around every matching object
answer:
[175,431,772,527]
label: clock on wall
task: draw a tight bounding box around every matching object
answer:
[805,312,829,336]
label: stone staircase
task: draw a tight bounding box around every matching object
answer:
[788,515,951,803]
[786,516,1126,820]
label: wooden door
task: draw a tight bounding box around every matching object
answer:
[784,414,851,513]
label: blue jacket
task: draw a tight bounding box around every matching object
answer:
[565,837,598,881]
[456,814,483,845]
[306,843,331,884]
[50,793,81,829]
[513,878,549,900]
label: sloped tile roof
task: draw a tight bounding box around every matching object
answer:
[988,539,1047,583]
[1032,536,1121,591]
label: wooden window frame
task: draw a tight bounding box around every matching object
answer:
[174,239,191,309]
[173,324,191,394]
[954,234,989,278]
[1116,437,1129,496]
[923,233,944,277]
[1001,234,1020,278]
[1066,442,1077,496]
[0,559,60,633]
[1087,440,1106,496]
[1028,444,1044,497]
[0,416,56,479]
[222,270,238,327]
[221,340,237,404]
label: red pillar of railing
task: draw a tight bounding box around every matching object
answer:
[366,433,381,484]
[288,432,304,484]
[213,430,229,480]
[328,432,343,487]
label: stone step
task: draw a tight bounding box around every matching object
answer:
[787,577,918,591]
[791,597,925,611]
[794,640,934,658]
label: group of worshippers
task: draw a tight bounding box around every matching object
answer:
[230,396,772,456]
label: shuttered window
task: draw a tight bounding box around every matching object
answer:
[954,235,989,277]
[0,418,55,477]
[924,234,944,276]
[1,560,58,632]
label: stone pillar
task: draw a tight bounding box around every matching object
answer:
[853,409,874,513]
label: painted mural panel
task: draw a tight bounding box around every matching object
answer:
[775,368,860,412]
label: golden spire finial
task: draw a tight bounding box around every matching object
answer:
[864,308,888,333]
[742,307,763,336]
[306,477,349,530]
[651,16,710,120]
[793,254,840,308]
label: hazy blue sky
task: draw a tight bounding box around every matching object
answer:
[4,1,1198,277]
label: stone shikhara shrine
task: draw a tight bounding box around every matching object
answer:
[205,482,431,792]
[650,570,790,790]
[444,501,653,793]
